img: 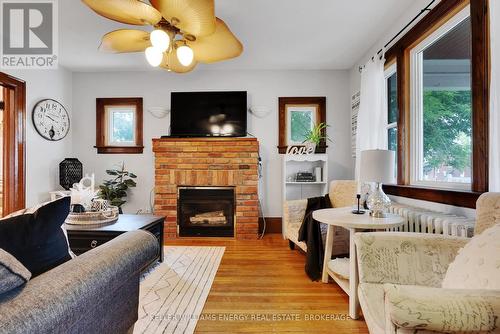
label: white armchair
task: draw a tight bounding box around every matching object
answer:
[283,180,357,256]
[355,192,500,334]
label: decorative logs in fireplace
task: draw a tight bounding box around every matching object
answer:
[178,187,235,237]
[190,211,227,225]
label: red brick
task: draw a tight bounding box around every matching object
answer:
[154,138,259,239]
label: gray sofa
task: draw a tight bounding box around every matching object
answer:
[0,230,159,334]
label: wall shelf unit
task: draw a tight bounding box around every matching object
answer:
[282,153,329,201]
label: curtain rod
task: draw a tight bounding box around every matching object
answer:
[358,0,436,73]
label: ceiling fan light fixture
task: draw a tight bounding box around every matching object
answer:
[150,29,170,52]
[145,46,163,67]
[176,45,194,66]
[84,0,243,74]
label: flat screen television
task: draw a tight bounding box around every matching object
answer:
[170,91,247,137]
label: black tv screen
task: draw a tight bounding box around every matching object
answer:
[170,91,247,137]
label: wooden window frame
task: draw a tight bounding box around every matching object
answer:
[95,97,144,154]
[0,72,26,215]
[277,97,327,154]
[382,0,489,209]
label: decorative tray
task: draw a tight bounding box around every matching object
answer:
[65,206,119,226]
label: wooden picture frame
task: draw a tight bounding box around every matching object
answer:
[95,97,144,154]
[278,97,326,154]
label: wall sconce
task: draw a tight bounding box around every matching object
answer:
[148,107,170,119]
[249,106,271,118]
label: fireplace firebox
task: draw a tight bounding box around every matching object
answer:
[177,187,235,237]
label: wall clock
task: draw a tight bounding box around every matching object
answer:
[32,99,70,141]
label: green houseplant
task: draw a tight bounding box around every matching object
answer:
[303,122,331,152]
[98,163,137,213]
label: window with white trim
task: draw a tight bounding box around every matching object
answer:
[409,6,472,190]
[105,106,136,146]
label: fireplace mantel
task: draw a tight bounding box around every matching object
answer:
[152,137,260,240]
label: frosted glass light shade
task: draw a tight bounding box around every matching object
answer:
[360,149,395,184]
[176,45,194,66]
[150,29,170,52]
[160,50,197,73]
[145,46,163,67]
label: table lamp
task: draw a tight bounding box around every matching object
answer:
[360,149,395,218]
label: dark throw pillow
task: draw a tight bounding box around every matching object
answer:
[0,197,72,276]
[0,248,31,295]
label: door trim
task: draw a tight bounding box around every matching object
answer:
[0,72,26,215]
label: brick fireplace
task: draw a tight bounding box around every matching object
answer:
[152,137,260,240]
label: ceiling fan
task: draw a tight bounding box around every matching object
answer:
[82,0,243,73]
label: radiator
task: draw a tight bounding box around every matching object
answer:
[387,203,475,238]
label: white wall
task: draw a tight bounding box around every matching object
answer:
[4,68,73,207]
[71,70,353,216]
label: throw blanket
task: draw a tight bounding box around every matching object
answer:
[298,194,331,281]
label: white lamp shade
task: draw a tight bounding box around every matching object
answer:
[360,149,395,184]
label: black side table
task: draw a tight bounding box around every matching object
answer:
[66,214,165,265]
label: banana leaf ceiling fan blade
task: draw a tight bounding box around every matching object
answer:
[160,49,197,73]
[150,0,216,37]
[189,18,243,63]
[81,0,162,26]
[100,29,151,53]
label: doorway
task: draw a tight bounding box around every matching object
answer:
[0,72,26,216]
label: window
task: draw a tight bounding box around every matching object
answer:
[107,106,136,146]
[410,7,471,190]
[381,0,489,208]
[289,107,316,144]
[95,98,143,154]
[385,63,398,178]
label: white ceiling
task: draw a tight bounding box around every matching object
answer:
[60,0,418,72]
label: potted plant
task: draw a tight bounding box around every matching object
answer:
[303,122,331,153]
[98,163,137,214]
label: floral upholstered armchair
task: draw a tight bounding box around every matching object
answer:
[283,180,357,256]
[354,192,500,334]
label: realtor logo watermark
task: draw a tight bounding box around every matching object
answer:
[1,0,58,69]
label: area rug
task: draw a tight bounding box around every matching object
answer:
[134,246,225,334]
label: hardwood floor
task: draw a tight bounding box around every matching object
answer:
[166,234,369,334]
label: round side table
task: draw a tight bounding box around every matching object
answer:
[313,207,404,319]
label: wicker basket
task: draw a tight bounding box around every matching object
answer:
[65,206,119,226]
